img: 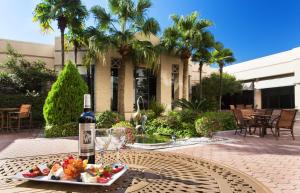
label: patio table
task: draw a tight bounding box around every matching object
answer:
[0,150,271,193]
[251,114,272,137]
[0,108,19,129]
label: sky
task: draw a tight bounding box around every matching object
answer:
[0,0,300,63]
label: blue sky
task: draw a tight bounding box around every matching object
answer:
[0,0,300,63]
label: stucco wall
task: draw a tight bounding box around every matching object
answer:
[0,39,54,69]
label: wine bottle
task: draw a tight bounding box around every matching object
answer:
[79,94,96,164]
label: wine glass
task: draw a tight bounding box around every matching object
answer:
[110,127,126,163]
[95,128,111,165]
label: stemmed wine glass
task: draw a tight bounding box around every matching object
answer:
[95,128,112,165]
[110,127,126,163]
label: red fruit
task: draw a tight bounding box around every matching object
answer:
[42,168,50,175]
[22,171,39,178]
[102,171,112,178]
[68,155,74,160]
[112,165,124,173]
[96,176,110,183]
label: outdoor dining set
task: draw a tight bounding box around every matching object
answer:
[231,105,298,140]
[0,104,32,132]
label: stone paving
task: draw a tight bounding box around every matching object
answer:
[1,127,300,193]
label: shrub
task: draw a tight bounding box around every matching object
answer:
[195,111,236,137]
[44,122,78,138]
[43,61,88,126]
[96,111,124,128]
[141,110,156,121]
[148,98,165,117]
[112,121,134,130]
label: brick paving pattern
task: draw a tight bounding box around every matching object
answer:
[1,126,300,192]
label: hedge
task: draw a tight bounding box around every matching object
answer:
[43,61,88,126]
[195,111,236,137]
[44,122,78,137]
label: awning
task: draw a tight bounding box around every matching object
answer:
[254,76,295,89]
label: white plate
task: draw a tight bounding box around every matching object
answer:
[13,164,128,186]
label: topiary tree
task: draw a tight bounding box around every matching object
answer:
[43,61,88,126]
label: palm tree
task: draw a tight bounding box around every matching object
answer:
[66,7,88,66]
[210,42,236,110]
[33,0,87,67]
[192,31,215,99]
[162,12,212,100]
[89,0,160,115]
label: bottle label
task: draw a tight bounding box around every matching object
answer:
[79,123,95,156]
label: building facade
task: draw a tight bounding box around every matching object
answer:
[0,37,190,119]
[224,47,300,111]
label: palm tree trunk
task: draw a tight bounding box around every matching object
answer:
[74,44,78,66]
[199,61,203,99]
[117,56,126,115]
[182,58,189,100]
[218,65,223,110]
[60,28,65,67]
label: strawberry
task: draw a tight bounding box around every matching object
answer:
[96,176,110,183]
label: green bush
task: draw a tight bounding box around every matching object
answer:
[44,122,78,138]
[145,115,198,138]
[195,111,236,137]
[43,61,88,126]
[96,111,124,128]
[112,121,134,130]
[148,99,165,117]
[141,110,156,121]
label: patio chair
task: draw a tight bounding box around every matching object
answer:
[236,104,245,109]
[7,104,32,131]
[245,104,253,109]
[233,109,253,137]
[230,105,235,110]
[254,109,266,115]
[264,109,273,116]
[275,109,297,140]
[264,109,281,135]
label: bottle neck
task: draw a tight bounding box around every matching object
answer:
[84,107,91,112]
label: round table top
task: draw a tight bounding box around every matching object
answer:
[0,150,271,193]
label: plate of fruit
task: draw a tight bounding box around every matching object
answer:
[13,155,128,186]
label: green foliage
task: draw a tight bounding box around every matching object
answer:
[141,110,156,121]
[202,72,242,101]
[145,109,200,138]
[195,111,236,137]
[0,94,46,124]
[44,122,78,138]
[112,121,134,130]
[148,99,165,117]
[0,44,56,94]
[43,61,88,126]
[95,111,124,128]
[172,98,212,113]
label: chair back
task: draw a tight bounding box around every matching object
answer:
[270,109,281,122]
[241,109,254,118]
[245,104,253,109]
[276,109,297,129]
[254,109,266,115]
[19,104,31,118]
[236,104,245,109]
[230,105,235,110]
[232,109,245,126]
[265,109,273,115]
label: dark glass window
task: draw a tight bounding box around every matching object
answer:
[172,64,179,101]
[262,86,294,109]
[135,67,156,109]
[111,58,121,111]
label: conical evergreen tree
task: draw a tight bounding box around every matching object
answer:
[43,61,88,126]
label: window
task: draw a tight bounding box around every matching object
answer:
[172,64,179,102]
[134,67,156,110]
[111,58,121,111]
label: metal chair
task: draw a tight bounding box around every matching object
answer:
[275,109,297,140]
[229,105,235,110]
[232,109,253,137]
[7,104,32,131]
[245,104,253,109]
[236,104,245,109]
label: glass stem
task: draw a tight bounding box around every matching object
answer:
[100,150,104,165]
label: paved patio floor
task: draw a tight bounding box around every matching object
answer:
[1,126,300,193]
